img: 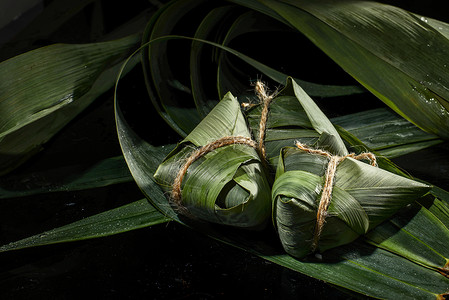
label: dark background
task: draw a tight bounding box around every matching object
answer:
[0,1,448,299]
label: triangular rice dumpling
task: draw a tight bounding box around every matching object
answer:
[154,92,271,229]
[272,146,431,259]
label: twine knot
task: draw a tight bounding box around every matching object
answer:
[254,81,278,160]
[295,142,376,252]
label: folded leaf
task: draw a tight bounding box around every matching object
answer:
[154,92,271,228]
[272,146,431,259]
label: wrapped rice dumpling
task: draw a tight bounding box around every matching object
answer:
[272,145,431,259]
[154,92,271,229]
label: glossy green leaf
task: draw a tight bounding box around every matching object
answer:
[257,0,449,139]
[0,34,141,175]
[332,108,442,158]
[115,101,179,220]
[0,199,170,252]
[190,5,238,117]
[366,198,449,275]
[142,0,365,136]
[141,0,209,136]
[260,242,449,299]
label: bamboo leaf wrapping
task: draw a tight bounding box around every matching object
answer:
[272,146,432,259]
[154,92,271,228]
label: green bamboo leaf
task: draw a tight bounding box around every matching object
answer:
[261,244,449,299]
[179,92,252,145]
[116,102,179,220]
[216,10,288,100]
[0,156,133,199]
[425,15,449,40]
[366,199,449,275]
[362,184,449,274]
[257,0,449,138]
[190,5,241,117]
[284,79,347,155]
[0,34,140,175]
[273,145,431,259]
[142,0,365,135]
[0,199,170,252]
[141,0,209,136]
[334,124,414,179]
[153,92,271,228]
[200,213,449,299]
[332,108,442,158]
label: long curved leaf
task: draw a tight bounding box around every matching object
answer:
[190,5,238,117]
[256,0,449,139]
[366,198,449,275]
[217,10,364,99]
[141,0,210,136]
[0,199,170,252]
[0,34,140,175]
[142,0,366,136]
[0,156,133,199]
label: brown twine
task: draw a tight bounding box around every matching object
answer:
[171,136,257,207]
[295,142,376,252]
[171,81,276,211]
[254,81,277,161]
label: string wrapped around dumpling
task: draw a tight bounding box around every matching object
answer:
[244,77,348,169]
[272,144,431,259]
[154,92,271,229]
